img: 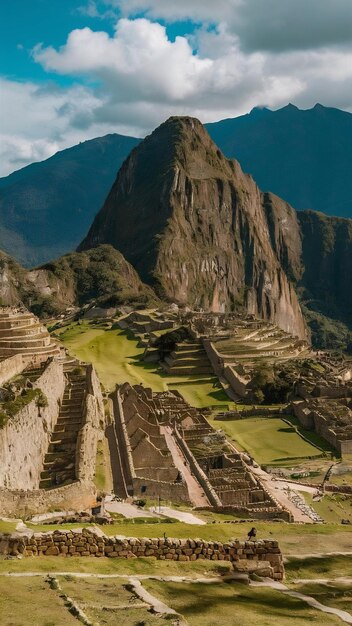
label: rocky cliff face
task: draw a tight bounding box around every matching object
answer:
[298,211,352,317]
[79,117,308,340]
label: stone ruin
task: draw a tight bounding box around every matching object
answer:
[0,306,106,517]
[108,382,290,520]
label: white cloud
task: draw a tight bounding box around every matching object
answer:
[32,18,304,126]
[3,12,352,177]
[104,0,352,52]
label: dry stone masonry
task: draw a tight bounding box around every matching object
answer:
[109,382,290,519]
[0,306,105,516]
[0,528,284,580]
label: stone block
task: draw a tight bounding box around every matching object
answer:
[45,546,59,556]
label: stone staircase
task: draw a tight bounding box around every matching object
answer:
[39,370,86,489]
[162,341,214,375]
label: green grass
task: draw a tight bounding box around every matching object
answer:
[58,576,171,626]
[285,554,352,581]
[290,581,352,615]
[0,555,232,577]
[209,416,324,465]
[302,493,352,523]
[143,580,343,625]
[0,520,18,533]
[0,576,79,626]
[59,321,231,408]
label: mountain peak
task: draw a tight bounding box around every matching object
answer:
[78,116,307,340]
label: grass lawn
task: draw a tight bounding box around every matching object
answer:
[59,321,231,408]
[0,555,232,578]
[209,416,324,465]
[0,576,78,626]
[0,519,18,533]
[290,581,352,615]
[143,580,343,625]
[59,576,171,626]
[302,493,352,524]
[285,554,352,581]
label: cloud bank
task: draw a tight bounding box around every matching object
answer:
[2,2,352,176]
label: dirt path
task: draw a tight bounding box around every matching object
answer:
[154,506,206,525]
[161,426,210,507]
[252,579,352,625]
[105,499,159,519]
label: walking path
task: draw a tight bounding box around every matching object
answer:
[154,506,206,525]
[104,500,159,519]
[161,426,210,507]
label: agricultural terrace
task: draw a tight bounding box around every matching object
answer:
[57,321,231,408]
[210,415,332,466]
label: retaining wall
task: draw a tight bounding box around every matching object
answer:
[0,528,284,580]
[0,359,65,490]
[0,481,96,517]
[76,365,105,483]
[0,354,25,386]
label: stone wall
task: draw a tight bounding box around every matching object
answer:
[132,476,190,503]
[0,481,96,517]
[223,365,250,398]
[174,427,222,507]
[0,354,25,386]
[76,365,105,483]
[0,359,65,490]
[0,528,284,580]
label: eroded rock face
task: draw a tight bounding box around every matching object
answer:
[79,117,308,339]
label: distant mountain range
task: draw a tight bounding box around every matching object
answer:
[1,114,352,349]
[79,116,352,349]
[1,103,352,268]
[0,133,139,267]
[206,103,352,218]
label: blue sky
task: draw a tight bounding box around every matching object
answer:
[1,0,352,177]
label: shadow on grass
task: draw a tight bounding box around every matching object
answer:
[148,581,320,622]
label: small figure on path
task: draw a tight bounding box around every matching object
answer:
[247,527,257,541]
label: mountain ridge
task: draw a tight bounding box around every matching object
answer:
[79,115,308,340]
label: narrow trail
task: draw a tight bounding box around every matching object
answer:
[161,425,210,507]
[252,579,352,625]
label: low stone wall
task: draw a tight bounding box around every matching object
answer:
[0,481,96,517]
[0,354,25,386]
[0,528,284,580]
[0,359,65,490]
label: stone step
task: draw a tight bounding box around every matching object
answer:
[54,423,81,434]
[43,457,75,471]
[48,442,76,453]
[51,431,77,443]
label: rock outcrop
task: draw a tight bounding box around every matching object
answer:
[79,117,308,340]
[0,245,158,315]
